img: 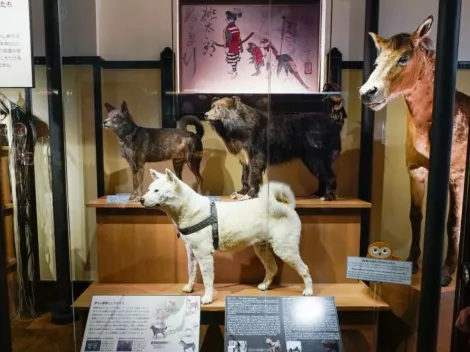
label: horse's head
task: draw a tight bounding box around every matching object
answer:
[359,15,434,111]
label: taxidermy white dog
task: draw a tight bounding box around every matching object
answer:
[140,168,313,304]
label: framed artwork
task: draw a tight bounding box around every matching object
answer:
[179,2,321,94]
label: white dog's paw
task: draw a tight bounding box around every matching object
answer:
[230,192,241,200]
[201,295,213,305]
[238,194,252,201]
[302,287,314,296]
[257,282,270,291]
[182,284,194,293]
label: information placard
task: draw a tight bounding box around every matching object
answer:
[225,296,343,352]
[0,0,34,88]
[346,256,412,285]
[81,295,201,352]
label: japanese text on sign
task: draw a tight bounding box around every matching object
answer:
[0,0,34,87]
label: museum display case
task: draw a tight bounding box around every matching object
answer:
[1,0,470,351]
[76,2,388,350]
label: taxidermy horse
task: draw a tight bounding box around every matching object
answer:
[359,15,470,286]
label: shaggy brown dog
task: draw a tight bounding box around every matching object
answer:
[204,90,345,200]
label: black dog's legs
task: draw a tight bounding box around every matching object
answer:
[301,156,325,198]
[313,182,326,198]
[301,156,337,200]
[238,163,250,195]
[246,156,266,198]
[322,159,337,201]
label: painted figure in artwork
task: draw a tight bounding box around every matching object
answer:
[223,8,243,79]
[359,15,470,286]
[247,42,264,76]
[260,38,310,90]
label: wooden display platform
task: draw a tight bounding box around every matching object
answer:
[84,196,384,350]
[87,197,371,284]
[373,272,456,352]
[87,196,371,209]
[74,281,389,352]
[74,281,388,312]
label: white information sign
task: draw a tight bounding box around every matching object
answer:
[0,0,33,88]
[81,295,201,352]
[346,256,412,285]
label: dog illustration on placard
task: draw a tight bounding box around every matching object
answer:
[179,339,196,351]
[167,298,177,311]
[186,299,199,314]
[150,325,167,339]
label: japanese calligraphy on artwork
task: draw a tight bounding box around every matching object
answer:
[179,4,320,94]
[0,0,34,88]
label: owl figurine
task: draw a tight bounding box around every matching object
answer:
[367,242,402,261]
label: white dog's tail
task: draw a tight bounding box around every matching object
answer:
[259,181,296,217]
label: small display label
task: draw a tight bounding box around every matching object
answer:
[206,196,221,202]
[225,296,343,352]
[346,256,412,285]
[106,193,131,204]
[81,295,201,352]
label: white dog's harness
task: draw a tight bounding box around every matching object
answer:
[177,202,219,249]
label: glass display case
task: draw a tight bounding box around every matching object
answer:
[0,1,469,351]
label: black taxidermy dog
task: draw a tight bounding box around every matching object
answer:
[204,84,345,200]
[103,101,204,201]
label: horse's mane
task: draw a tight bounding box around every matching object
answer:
[387,33,434,56]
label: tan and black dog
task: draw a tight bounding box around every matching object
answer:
[204,85,346,201]
[103,101,204,201]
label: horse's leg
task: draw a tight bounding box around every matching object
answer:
[407,166,428,274]
[443,172,464,286]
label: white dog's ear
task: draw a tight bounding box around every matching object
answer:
[149,168,164,181]
[165,168,178,183]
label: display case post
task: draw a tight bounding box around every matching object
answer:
[93,63,105,197]
[161,47,177,128]
[43,0,75,325]
[416,0,462,351]
[358,0,379,258]
[24,88,40,281]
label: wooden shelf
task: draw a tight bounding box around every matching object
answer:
[87,196,371,209]
[74,282,389,312]
[0,146,9,151]
[3,203,13,211]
